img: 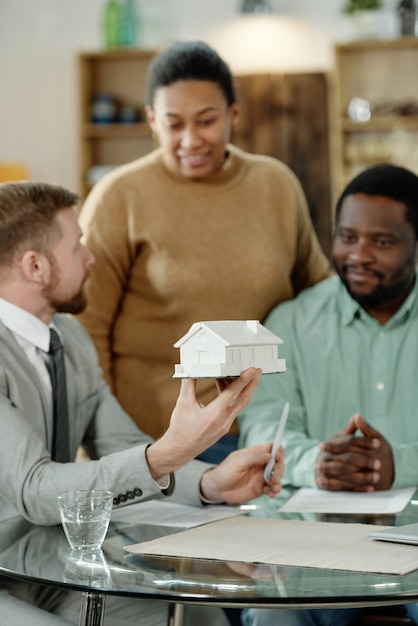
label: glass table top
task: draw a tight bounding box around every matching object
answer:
[1,488,418,609]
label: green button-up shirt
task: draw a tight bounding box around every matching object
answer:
[238,274,418,489]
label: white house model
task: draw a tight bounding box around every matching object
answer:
[173,320,286,379]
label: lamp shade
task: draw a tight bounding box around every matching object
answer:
[203,15,333,74]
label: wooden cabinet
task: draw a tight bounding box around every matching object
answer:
[78,49,157,197]
[232,73,332,258]
[333,38,418,203]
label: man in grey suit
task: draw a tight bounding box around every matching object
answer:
[0,181,284,626]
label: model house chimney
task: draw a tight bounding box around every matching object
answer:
[246,320,259,333]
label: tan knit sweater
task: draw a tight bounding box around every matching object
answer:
[78,145,330,439]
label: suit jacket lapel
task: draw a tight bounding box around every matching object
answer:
[0,320,52,441]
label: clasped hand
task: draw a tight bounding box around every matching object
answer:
[315,413,394,492]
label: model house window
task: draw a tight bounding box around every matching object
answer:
[265,347,274,362]
[234,349,242,363]
[198,351,208,364]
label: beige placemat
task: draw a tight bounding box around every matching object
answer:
[125,517,418,575]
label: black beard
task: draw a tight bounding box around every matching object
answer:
[337,265,414,309]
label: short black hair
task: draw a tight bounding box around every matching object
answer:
[336,164,418,239]
[146,41,237,107]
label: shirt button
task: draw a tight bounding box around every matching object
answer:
[376,382,385,391]
[379,331,385,338]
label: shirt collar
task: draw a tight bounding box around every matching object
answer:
[339,272,418,327]
[0,298,52,353]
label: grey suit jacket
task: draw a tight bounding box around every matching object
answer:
[0,314,209,525]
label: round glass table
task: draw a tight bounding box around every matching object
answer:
[1,488,418,626]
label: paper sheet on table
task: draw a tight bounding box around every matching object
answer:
[278,487,415,514]
[111,500,245,528]
[124,516,418,575]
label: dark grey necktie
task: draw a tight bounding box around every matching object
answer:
[47,328,70,462]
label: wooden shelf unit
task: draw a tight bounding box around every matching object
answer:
[333,37,418,203]
[78,49,158,197]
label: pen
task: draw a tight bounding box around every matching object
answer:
[271,566,287,597]
[263,401,289,482]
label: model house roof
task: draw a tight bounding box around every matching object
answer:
[173,320,283,348]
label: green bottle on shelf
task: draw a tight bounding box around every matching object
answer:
[104,0,122,49]
[120,0,141,48]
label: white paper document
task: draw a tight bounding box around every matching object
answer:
[279,487,415,514]
[111,499,245,528]
[125,516,418,575]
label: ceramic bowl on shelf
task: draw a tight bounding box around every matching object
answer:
[90,92,118,124]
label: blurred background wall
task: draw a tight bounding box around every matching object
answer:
[0,0,399,192]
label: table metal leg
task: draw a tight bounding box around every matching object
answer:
[167,602,185,626]
[79,591,106,626]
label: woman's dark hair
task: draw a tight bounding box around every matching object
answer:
[335,163,418,239]
[146,41,237,107]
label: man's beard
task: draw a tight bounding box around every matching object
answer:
[52,289,87,315]
[43,255,88,315]
[337,264,415,309]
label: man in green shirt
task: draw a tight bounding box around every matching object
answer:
[240,163,418,626]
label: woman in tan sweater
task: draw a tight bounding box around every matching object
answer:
[77,41,330,462]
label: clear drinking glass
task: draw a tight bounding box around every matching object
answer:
[57,490,113,551]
